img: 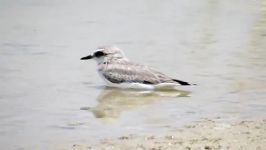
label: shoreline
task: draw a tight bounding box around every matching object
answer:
[55,117,266,150]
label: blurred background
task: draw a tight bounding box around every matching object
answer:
[0,0,265,149]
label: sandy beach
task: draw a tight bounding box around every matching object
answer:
[55,118,266,150]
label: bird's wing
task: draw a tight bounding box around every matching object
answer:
[102,62,174,84]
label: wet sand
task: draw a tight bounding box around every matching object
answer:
[56,118,266,150]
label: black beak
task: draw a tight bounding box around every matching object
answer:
[80,55,93,60]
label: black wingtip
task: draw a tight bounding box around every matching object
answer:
[143,80,154,84]
[172,79,196,86]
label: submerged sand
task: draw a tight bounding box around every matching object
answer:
[56,118,266,150]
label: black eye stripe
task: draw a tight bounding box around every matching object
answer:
[94,51,105,57]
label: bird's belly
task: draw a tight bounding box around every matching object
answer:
[112,82,155,90]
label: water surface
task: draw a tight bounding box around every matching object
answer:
[0,0,266,149]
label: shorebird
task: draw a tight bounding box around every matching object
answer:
[81,46,195,90]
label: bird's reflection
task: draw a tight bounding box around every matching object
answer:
[82,88,191,119]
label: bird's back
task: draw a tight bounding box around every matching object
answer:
[98,60,175,85]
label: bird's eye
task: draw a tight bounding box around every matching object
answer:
[94,51,105,57]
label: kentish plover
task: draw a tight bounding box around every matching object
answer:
[81,46,195,90]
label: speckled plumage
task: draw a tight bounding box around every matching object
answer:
[81,46,193,90]
[98,60,176,85]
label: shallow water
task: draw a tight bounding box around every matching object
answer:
[0,0,266,149]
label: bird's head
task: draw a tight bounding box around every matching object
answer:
[81,46,127,63]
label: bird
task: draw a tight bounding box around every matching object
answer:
[81,46,195,90]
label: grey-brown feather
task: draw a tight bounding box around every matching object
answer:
[100,61,177,85]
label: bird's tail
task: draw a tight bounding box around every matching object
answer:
[172,79,197,86]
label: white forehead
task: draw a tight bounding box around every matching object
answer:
[95,46,124,54]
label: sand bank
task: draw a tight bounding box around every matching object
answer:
[57,118,266,150]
